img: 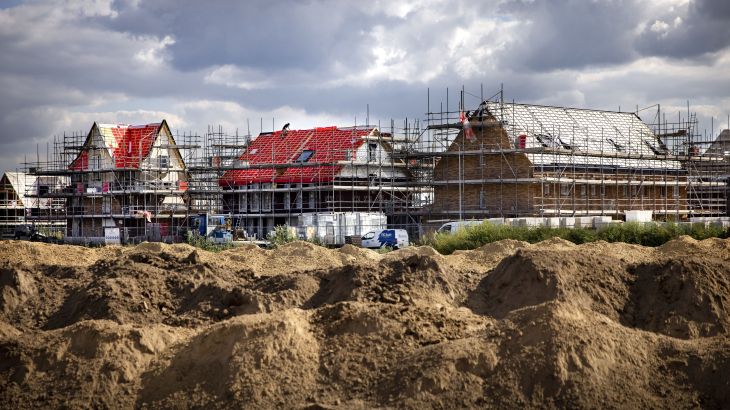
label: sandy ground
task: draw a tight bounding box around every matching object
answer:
[1,237,729,409]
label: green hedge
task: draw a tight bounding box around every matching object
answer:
[418,221,730,255]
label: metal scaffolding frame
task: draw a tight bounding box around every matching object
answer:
[19,87,730,244]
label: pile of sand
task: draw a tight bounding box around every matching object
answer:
[1,237,729,409]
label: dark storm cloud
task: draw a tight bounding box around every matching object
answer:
[635,0,730,60]
[1,0,729,174]
[102,0,380,73]
[495,0,644,72]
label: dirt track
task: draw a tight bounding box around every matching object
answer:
[1,237,729,409]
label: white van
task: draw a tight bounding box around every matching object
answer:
[361,229,409,249]
[437,219,501,234]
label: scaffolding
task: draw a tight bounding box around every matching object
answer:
[184,122,425,242]
[22,122,200,244]
[396,88,729,232]
[20,88,730,244]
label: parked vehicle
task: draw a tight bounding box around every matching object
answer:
[437,220,484,234]
[360,229,409,250]
[13,224,48,242]
[191,213,232,244]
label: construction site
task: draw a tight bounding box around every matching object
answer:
[3,90,730,410]
[14,88,730,245]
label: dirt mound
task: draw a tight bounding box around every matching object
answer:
[137,310,318,408]
[0,267,37,315]
[627,257,730,339]
[2,238,730,409]
[0,319,190,409]
[655,235,730,261]
[473,248,632,321]
[447,239,528,273]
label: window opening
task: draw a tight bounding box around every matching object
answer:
[560,184,570,196]
[368,143,377,162]
[239,193,247,212]
[606,138,625,153]
[308,191,316,208]
[294,150,314,163]
[643,140,662,155]
[534,134,552,147]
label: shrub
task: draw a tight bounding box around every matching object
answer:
[186,231,235,253]
[267,225,298,248]
[422,220,730,255]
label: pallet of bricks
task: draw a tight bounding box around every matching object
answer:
[344,235,362,247]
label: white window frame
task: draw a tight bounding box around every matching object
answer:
[308,191,316,208]
[600,185,606,197]
[239,193,247,212]
[262,192,272,211]
[102,197,111,214]
[560,183,570,197]
[590,185,596,197]
[673,185,680,198]
[251,192,260,211]
[580,185,587,197]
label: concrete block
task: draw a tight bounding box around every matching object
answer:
[560,217,576,228]
[486,218,504,226]
[594,216,614,229]
[626,210,653,223]
[576,217,594,228]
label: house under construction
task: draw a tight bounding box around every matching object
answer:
[21,88,730,244]
[0,172,65,237]
[406,97,728,232]
[185,124,418,242]
[24,120,192,244]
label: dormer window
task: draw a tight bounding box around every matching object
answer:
[295,150,314,163]
[643,139,663,155]
[557,137,574,150]
[535,134,553,147]
[606,138,625,153]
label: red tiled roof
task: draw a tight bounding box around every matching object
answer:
[69,123,162,170]
[220,126,373,186]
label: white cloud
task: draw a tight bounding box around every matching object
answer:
[133,36,175,67]
[172,100,353,134]
[203,65,274,90]
[650,20,670,38]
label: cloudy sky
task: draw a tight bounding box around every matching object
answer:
[2,0,730,173]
